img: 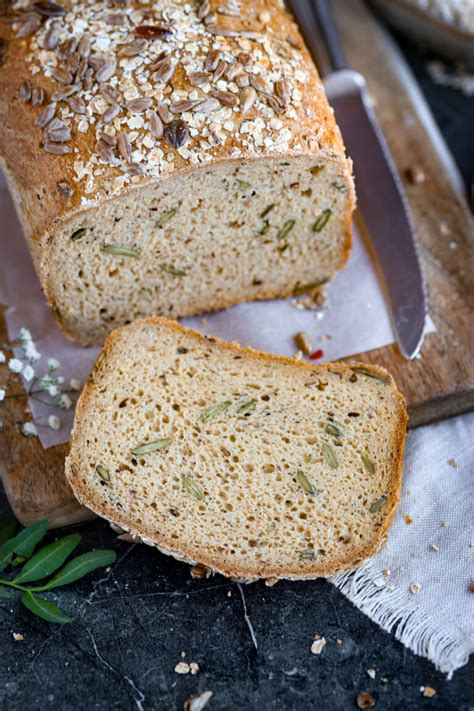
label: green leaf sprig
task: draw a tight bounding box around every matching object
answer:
[0,518,116,623]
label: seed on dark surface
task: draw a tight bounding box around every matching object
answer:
[164,119,189,148]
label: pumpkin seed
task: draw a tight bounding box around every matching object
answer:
[160,263,186,276]
[277,219,295,240]
[260,221,270,235]
[326,423,343,438]
[131,437,172,455]
[183,474,205,501]
[236,179,251,190]
[322,442,338,469]
[260,204,275,218]
[361,455,375,474]
[298,549,316,561]
[370,496,387,513]
[200,400,231,423]
[313,209,332,232]
[296,469,316,496]
[157,208,177,227]
[71,228,87,241]
[101,244,141,257]
[96,464,110,482]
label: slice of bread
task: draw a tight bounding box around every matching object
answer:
[66,318,407,581]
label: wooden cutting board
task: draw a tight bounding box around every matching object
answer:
[0,0,473,528]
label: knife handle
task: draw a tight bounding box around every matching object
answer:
[312,0,348,71]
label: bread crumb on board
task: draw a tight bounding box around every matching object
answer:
[310,636,326,655]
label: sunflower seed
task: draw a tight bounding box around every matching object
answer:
[170,99,201,114]
[19,80,32,102]
[240,86,257,113]
[43,142,72,154]
[195,98,220,113]
[35,102,56,128]
[31,87,45,105]
[117,131,132,161]
[296,469,316,495]
[218,5,240,15]
[96,464,110,482]
[101,244,141,257]
[33,1,66,17]
[277,219,295,240]
[71,227,87,240]
[236,74,250,88]
[275,78,289,103]
[77,35,91,58]
[102,103,121,123]
[151,58,174,83]
[164,119,188,148]
[126,97,153,113]
[322,442,338,469]
[104,12,125,26]
[361,455,375,474]
[266,95,285,113]
[157,208,177,227]
[250,74,270,94]
[118,39,147,57]
[67,95,86,113]
[205,50,220,71]
[51,84,78,102]
[74,57,88,82]
[226,62,244,81]
[101,85,121,106]
[212,59,227,82]
[209,89,238,107]
[148,109,164,138]
[44,24,60,49]
[98,131,117,146]
[96,140,116,163]
[313,209,332,232]
[200,400,231,423]
[197,0,211,19]
[51,66,73,85]
[156,99,172,124]
[160,263,186,276]
[131,437,173,455]
[16,15,42,38]
[206,25,238,37]
[188,71,210,87]
[370,496,387,513]
[96,58,116,83]
[183,474,205,501]
[45,122,71,143]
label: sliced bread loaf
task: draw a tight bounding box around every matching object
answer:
[66,318,407,581]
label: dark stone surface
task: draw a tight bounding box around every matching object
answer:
[1,27,473,711]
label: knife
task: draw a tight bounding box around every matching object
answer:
[288,0,427,360]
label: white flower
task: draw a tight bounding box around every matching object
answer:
[69,378,81,391]
[48,415,61,430]
[57,376,65,384]
[48,385,59,397]
[22,421,38,437]
[8,358,23,374]
[0,351,5,363]
[0,388,5,402]
[22,365,35,382]
[48,357,60,372]
[19,327,32,342]
[59,394,72,410]
[24,340,41,362]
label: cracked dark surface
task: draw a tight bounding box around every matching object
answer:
[1,28,473,711]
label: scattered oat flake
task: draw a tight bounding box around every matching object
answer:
[190,662,200,675]
[367,668,376,679]
[442,520,450,528]
[310,636,326,655]
[422,686,436,698]
[448,458,458,468]
[13,632,24,641]
[403,514,413,525]
[410,583,421,594]
[184,690,213,711]
[356,691,375,708]
[175,662,190,674]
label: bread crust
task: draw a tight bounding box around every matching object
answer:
[66,317,407,581]
[0,1,355,343]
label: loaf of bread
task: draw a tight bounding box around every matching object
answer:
[0,0,355,345]
[66,318,407,581]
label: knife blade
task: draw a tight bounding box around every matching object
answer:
[288,0,427,359]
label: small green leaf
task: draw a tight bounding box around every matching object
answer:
[200,400,231,423]
[20,591,72,624]
[322,442,338,469]
[13,534,81,584]
[131,437,173,456]
[0,519,48,570]
[0,518,17,545]
[41,550,117,590]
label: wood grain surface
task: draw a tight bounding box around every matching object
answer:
[1,0,473,527]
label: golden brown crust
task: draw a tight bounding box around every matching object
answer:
[66,317,407,580]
